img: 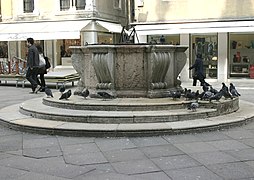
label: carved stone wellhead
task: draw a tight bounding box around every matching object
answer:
[70,44,188,98]
[150,52,171,89]
[93,53,113,90]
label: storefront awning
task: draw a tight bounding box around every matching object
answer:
[0,20,123,41]
[96,21,123,33]
[0,20,91,41]
[134,20,254,35]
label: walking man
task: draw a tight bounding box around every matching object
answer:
[26,38,40,93]
[189,54,210,86]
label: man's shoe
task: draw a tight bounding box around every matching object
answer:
[35,86,41,94]
[29,91,35,94]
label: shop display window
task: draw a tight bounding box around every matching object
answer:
[229,33,254,77]
[148,34,180,45]
[61,39,81,57]
[191,34,218,79]
[0,41,8,58]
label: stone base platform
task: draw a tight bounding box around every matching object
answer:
[0,93,253,137]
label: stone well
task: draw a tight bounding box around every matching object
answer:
[70,44,188,98]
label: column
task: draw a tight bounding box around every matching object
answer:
[218,33,228,82]
[179,33,190,82]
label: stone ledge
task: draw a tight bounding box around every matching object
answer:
[0,100,253,137]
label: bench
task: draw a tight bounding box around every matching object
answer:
[0,72,80,89]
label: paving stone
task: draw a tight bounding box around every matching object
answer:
[165,166,223,180]
[22,145,63,158]
[76,172,141,180]
[193,131,232,141]
[111,159,160,175]
[14,172,70,180]
[23,136,59,148]
[0,156,94,179]
[130,136,169,147]
[225,148,254,161]
[173,141,218,154]
[246,160,254,168]
[95,138,137,151]
[0,165,27,179]
[0,152,12,160]
[221,129,254,139]
[57,136,95,146]
[103,148,147,163]
[61,142,100,155]
[81,163,116,177]
[0,134,22,152]
[206,162,254,180]
[131,171,172,180]
[163,134,203,144]
[207,139,251,151]
[139,144,184,158]
[0,126,22,136]
[151,154,200,171]
[63,151,108,165]
[189,151,239,165]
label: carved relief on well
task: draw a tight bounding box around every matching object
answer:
[150,52,171,89]
[92,53,113,90]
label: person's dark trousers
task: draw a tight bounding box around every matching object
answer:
[192,77,198,86]
[26,67,38,91]
[36,67,46,91]
[38,73,45,91]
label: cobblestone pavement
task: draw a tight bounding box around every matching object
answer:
[0,81,254,180]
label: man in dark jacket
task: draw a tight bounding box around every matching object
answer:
[189,54,210,86]
[26,38,40,93]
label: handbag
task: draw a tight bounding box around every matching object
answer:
[39,54,46,67]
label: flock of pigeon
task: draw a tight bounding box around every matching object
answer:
[43,82,240,112]
[170,82,241,111]
[44,85,114,101]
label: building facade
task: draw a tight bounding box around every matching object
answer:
[132,0,254,82]
[0,0,128,69]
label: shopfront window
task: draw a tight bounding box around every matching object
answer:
[58,39,80,66]
[229,33,254,78]
[191,34,218,79]
[148,34,180,45]
[60,39,81,57]
[0,42,8,58]
[23,0,34,13]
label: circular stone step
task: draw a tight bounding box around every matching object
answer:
[18,97,239,123]
[0,100,253,137]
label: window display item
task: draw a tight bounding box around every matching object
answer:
[232,41,237,49]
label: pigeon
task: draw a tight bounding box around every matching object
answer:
[210,86,219,94]
[59,90,72,100]
[97,92,114,100]
[170,90,181,100]
[79,88,90,99]
[229,83,241,97]
[201,91,214,101]
[185,89,196,100]
[59,85,65,94]
[187,101,199,111]
[45,87,53,98]
[209,90,223,102]
[221,83,233,99]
